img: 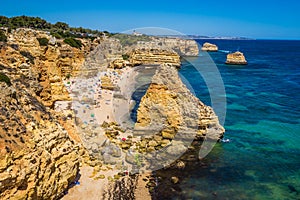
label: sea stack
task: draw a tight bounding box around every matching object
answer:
[225,51,248,65]
[201,42,218,51]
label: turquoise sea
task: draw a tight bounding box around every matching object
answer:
[151,39,300,200]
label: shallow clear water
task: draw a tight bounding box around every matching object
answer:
[153,39,300,200]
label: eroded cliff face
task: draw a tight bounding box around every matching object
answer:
[4,28,101,107]
[0,29,126,199]
[132,37,199,56]
[201,42,218,51]
[0,27,221,199]
[129,48,180,68]
[109,37,199,69]
[0,28,108,200]
[0,65,80,199]
[225,51,248,65]
[135,64,224,143]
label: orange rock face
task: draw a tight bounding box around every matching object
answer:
[201,42,218,51]
[135,64,225,141]
[225,51,248,65]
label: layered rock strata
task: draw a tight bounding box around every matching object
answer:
[3,28,102,107]
[133,37,199,56]
[135,64,224,143]
[0,27,222,199]
[201,42,218,51]
[0,65,80,199]
[225,51,248,65]
[129,48,181,68]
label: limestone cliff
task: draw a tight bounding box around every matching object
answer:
[201,42,218,51]
[135,64,224,143]
[127,37,199,56]
[4,28,101,107]
[0,27,219,199]
[129,48,180,68]
[133,37,199,56]
[109,37,199,69]
[225,51,247,65]
[0,64,80,199]
[82,38,123,72]
[158,37,199,56]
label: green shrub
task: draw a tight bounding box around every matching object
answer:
[0,72,11,86]
[50,31,63,39]
[0,15,105,39]
[122,54,130,60]
[0,30,7,42]
[20,51,35,64]
[63,37,82,49]
[37,37,49,46]
[113,34,151,46]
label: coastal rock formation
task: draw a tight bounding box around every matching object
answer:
[154,37,199,56]
[106,36,199,69]
[201,42,218,51]
[0,65,80,199]
[100,75,116,90]
[82,38,123,72]
[135,64,224,143]
[129,48,181,68]
[0,26,220,199]
[109,59,131,69]
[132,37,199,56]
[4,28,102,107]
[225,51,248,65]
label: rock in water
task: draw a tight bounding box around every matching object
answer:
[201,42,218,51]
[225,51,248,65]
[135,63,225,146]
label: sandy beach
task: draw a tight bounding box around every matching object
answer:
[95,66,138,125]
[60,66,151,199]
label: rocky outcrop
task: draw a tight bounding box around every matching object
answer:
[153,37,199,56]
[100,75,116,90]
[201,42,218,51]
[4,28,102,107]
[103,176,138,199]
[82,38,123,72]
[0,27,221,199]
[225,51,247,65]
[131,37,199,57]
[135,64,224,142]
[129,48,181,68]
[0,65,80,199]
[105,36,199,69]
[109,59,131,69]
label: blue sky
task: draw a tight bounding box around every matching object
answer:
[1,0,299,39]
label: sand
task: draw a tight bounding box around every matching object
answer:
[62,163,129,200]
[61,66,151,199]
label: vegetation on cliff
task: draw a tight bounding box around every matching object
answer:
[20,50,35,64]
[0,30,7,42]
[63,37,83,49]
[0,15,105,39]
[0,72,11,86]
[37,37,49,46]
[113,33,152,46]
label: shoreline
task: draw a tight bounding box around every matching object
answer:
[94,66,138,125]
[61,66,152,199]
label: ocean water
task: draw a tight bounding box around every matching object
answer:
[152,40,300,200]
